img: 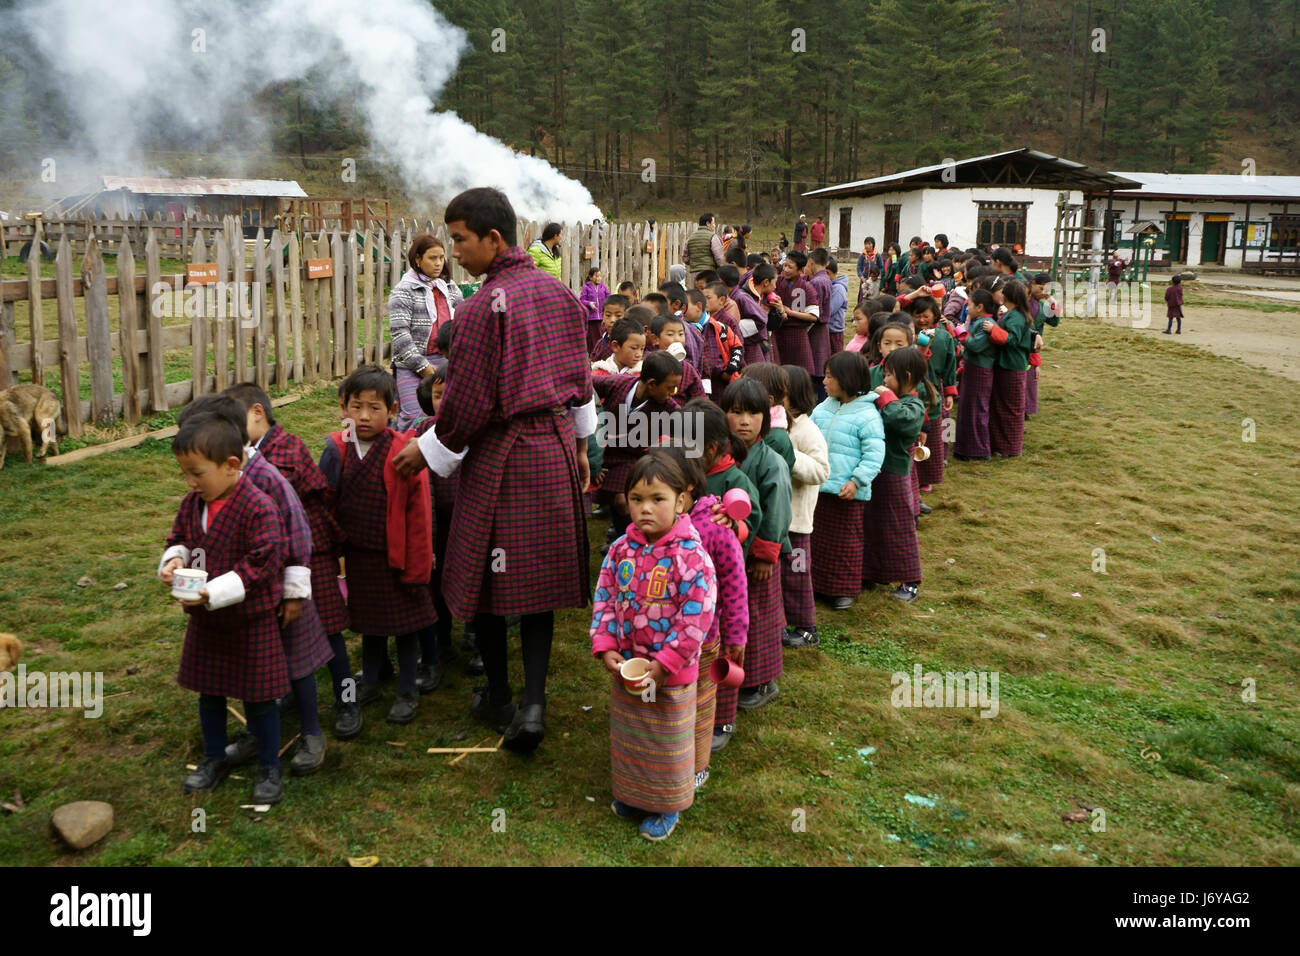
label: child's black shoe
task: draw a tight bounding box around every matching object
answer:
[183,757,229,794]
[251,764,284,805]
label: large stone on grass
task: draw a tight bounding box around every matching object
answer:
[51,800,114,850]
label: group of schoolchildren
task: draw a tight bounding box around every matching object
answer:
[155,221,1058,843]
[577,230,1060,839]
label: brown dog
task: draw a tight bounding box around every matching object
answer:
[0,633,21,672]
[0,384,61,468]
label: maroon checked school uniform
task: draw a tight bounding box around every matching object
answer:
[430,246,594,620]
[415,416,460,607]
[806,268,833,377]
[257,422,350,637]
[774,274,816,374]
[167,477,291,702]
[592,372,682,503]
[329,428,436,636]
[242,451,333,679]
[731,282,776,366]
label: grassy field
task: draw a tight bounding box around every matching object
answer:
[1,313,1299,866]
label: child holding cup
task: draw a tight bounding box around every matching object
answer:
[159,412,291,804]
[591,453,717,841]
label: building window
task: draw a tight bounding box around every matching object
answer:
[884,204,901,249]
[977,202,1028,247]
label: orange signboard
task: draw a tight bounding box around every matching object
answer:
[187,263,219,285]
[307,258,334,279]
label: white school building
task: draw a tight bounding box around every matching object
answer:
[806,148,1300,273]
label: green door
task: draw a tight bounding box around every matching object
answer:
[1166,220,1187,263]
[1200,220,1224,264]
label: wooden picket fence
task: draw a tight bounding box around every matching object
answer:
[0,214,694,437]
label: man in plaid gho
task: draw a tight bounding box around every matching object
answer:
[394,187,598,754]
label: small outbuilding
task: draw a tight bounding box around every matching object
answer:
[50,176,308,236]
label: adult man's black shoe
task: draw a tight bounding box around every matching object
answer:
[502,703,546,753]
[183,757,229,794]
[333,702,362,740]
[470,688,516,733]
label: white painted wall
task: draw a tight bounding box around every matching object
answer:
[827,186,1081,258]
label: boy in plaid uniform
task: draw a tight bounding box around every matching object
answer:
[159,412,291,805]
[321,365,435,727]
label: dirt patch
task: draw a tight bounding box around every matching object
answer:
[1113,304,1300,382]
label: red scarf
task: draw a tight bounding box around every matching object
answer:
[707,453,735,476]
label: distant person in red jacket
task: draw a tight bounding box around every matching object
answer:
[1163,274,1184,334]
[810,216,826,250]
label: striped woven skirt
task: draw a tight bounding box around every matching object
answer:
[829,330,844,355]
[954,364,993,459]
[342,547,437,636]
[861,471,923,585]
[990,367,1027,458]
[781,531,816,629]
[610,678,696,814]
[810,495,865,597]
[741,559,784,689]
[915,406,947,486]
[694,638,721,774]
[1025,366,1039,416]
[910,458,921,514]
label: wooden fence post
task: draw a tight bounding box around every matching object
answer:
[372,227,386,363]
[214,225,230,392]
[288,231,304,383]
[271,229,288,389]
[317,231,332,378]
[82,235,114,425]
[118,236,141,423]
[55,236,82,437]
[252,227,268,390]
[27,219,44,386]
[145,229,166,412]
[331,228,346,377]
[189,231,208,399]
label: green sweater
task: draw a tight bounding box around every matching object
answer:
[995,308,1034,371]
[705,462,763,557]
[763,427,797,475]
[924,325,957,412]
[876,391,926,476]
[737,438,793,559]
[962,314,998,369]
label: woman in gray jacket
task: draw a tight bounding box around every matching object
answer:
[389,234,463,428]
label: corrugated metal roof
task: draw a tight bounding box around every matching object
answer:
[98,176,308,198]
[802,148,1137,198]
[1107,172,1300,201]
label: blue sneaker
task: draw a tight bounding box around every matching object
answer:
[611,799,643,820]
[638,811,680,841]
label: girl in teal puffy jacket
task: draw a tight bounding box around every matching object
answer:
[808,351,885,608]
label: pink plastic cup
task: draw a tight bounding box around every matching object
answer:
[721,488,752,524]
[710,657,745,688]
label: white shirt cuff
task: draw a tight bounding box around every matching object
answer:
[417,424,468,478]
[159,545,190,579]
[572,396,597,439]
[282,565,312,600]
[739,318,758,339]
[807,304,821,317]
[205,570,246,610]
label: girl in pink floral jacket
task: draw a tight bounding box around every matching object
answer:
[591,452,717,841]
